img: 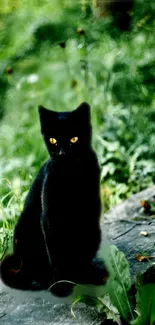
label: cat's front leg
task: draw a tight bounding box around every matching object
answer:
[40,210,53,267]
[40,211,74,297]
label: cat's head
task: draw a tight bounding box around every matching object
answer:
[38,102,92,159]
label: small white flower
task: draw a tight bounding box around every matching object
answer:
[27,74,39,84]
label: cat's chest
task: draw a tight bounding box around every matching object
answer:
[43,165,87,203]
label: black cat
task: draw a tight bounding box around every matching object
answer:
[0,102,107,296]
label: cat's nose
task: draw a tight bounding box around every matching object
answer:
[59,149,66,156]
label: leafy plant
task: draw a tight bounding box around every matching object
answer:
[99,245,155,324]
[72,246,155,324]
[101,245,134,322]
[131,284,155,325]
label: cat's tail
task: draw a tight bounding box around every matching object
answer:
[0,254,49,291]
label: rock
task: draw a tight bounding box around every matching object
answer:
[0,291,104,325]
[1,185,155,324]
[102,185,155,281]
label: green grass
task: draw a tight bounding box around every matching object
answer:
[0,0,155,258]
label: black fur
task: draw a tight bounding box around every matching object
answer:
[0,102,107,296]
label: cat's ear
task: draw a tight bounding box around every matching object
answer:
[75,102,91,120]
[38,105,57,121]
[38,105,57,134]
[38,105,50,120]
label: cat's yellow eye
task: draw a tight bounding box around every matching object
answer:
[49,138,57,145]
[70,137,78,143]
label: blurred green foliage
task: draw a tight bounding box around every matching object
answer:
[0,0,155,257]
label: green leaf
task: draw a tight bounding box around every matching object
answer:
[101,244,134,321]
[71,296,104,319]
[101,293,122,325]
[130,284,155,325]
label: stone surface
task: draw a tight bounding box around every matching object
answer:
[1,185,155,324]
[102,185,155,280]
[0,292,104,325]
